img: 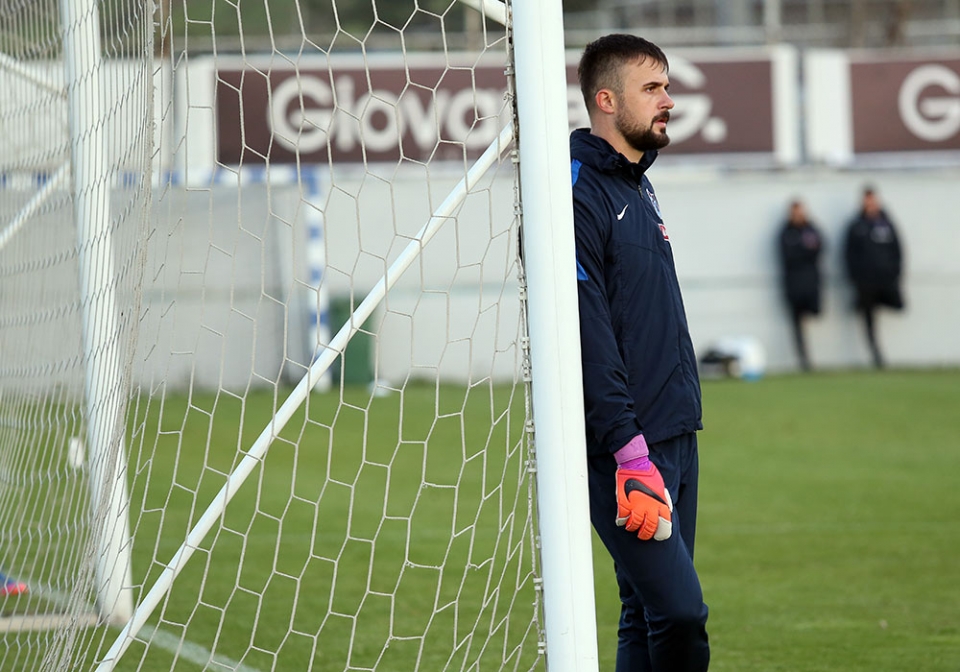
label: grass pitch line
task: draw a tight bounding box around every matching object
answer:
[138,624,262,672]
[0,612,98,633]
[13,586,261,670]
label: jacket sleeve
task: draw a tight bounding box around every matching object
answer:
[572,193,642,454]
[888,214,904,277]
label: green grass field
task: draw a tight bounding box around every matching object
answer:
[114,381,540,672]
[3,369,960,671]
[595,368,960,672]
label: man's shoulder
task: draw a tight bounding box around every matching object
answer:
[571,159,614,202]
[571,156,601,186]
[847,216,868,232]
[879,210,899,228]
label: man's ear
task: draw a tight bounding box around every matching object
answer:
[594,88,616,115]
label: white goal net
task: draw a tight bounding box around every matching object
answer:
[0,0,549,670]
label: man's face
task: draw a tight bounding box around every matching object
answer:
[789,202,806,224]
[613,58,674,153]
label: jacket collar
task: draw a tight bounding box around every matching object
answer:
[570,128,658,180]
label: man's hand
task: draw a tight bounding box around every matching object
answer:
[614,436,673,541]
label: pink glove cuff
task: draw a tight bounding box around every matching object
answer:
[614,435,650,470]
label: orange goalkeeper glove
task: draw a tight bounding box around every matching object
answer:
[614,435,673,541]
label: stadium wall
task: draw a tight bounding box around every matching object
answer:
[5,48,960,394]
[10,165,950,397]
[130,163,959,396]
[141,46,956,389]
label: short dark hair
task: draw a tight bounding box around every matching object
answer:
[578,34,669,114]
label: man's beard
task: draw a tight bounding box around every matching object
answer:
[617,111,671,152]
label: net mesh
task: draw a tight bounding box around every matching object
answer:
[0,1,544,670]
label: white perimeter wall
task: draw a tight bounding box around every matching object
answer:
[9,161,955,396]
[135,162,960,395]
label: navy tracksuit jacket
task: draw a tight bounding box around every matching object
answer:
[570,128,702,456]
[571,129,710,672]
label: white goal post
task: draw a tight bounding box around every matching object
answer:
[61,0,135,628]
[0,0,599,670]
[0,0,147,634]
[511,2,600,669]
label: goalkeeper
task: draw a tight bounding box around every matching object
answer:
[570,34,709,671]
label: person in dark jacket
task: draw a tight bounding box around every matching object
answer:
[571,34,709,672]
[843,187,904,368]
[778,199,824,371]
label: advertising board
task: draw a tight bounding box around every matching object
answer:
[208,47,800,168]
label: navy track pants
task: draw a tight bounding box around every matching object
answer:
[588,432,710,672]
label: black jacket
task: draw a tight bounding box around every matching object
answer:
[570,129,702,457]
[779,220,823,309]
[844,209,903,289]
